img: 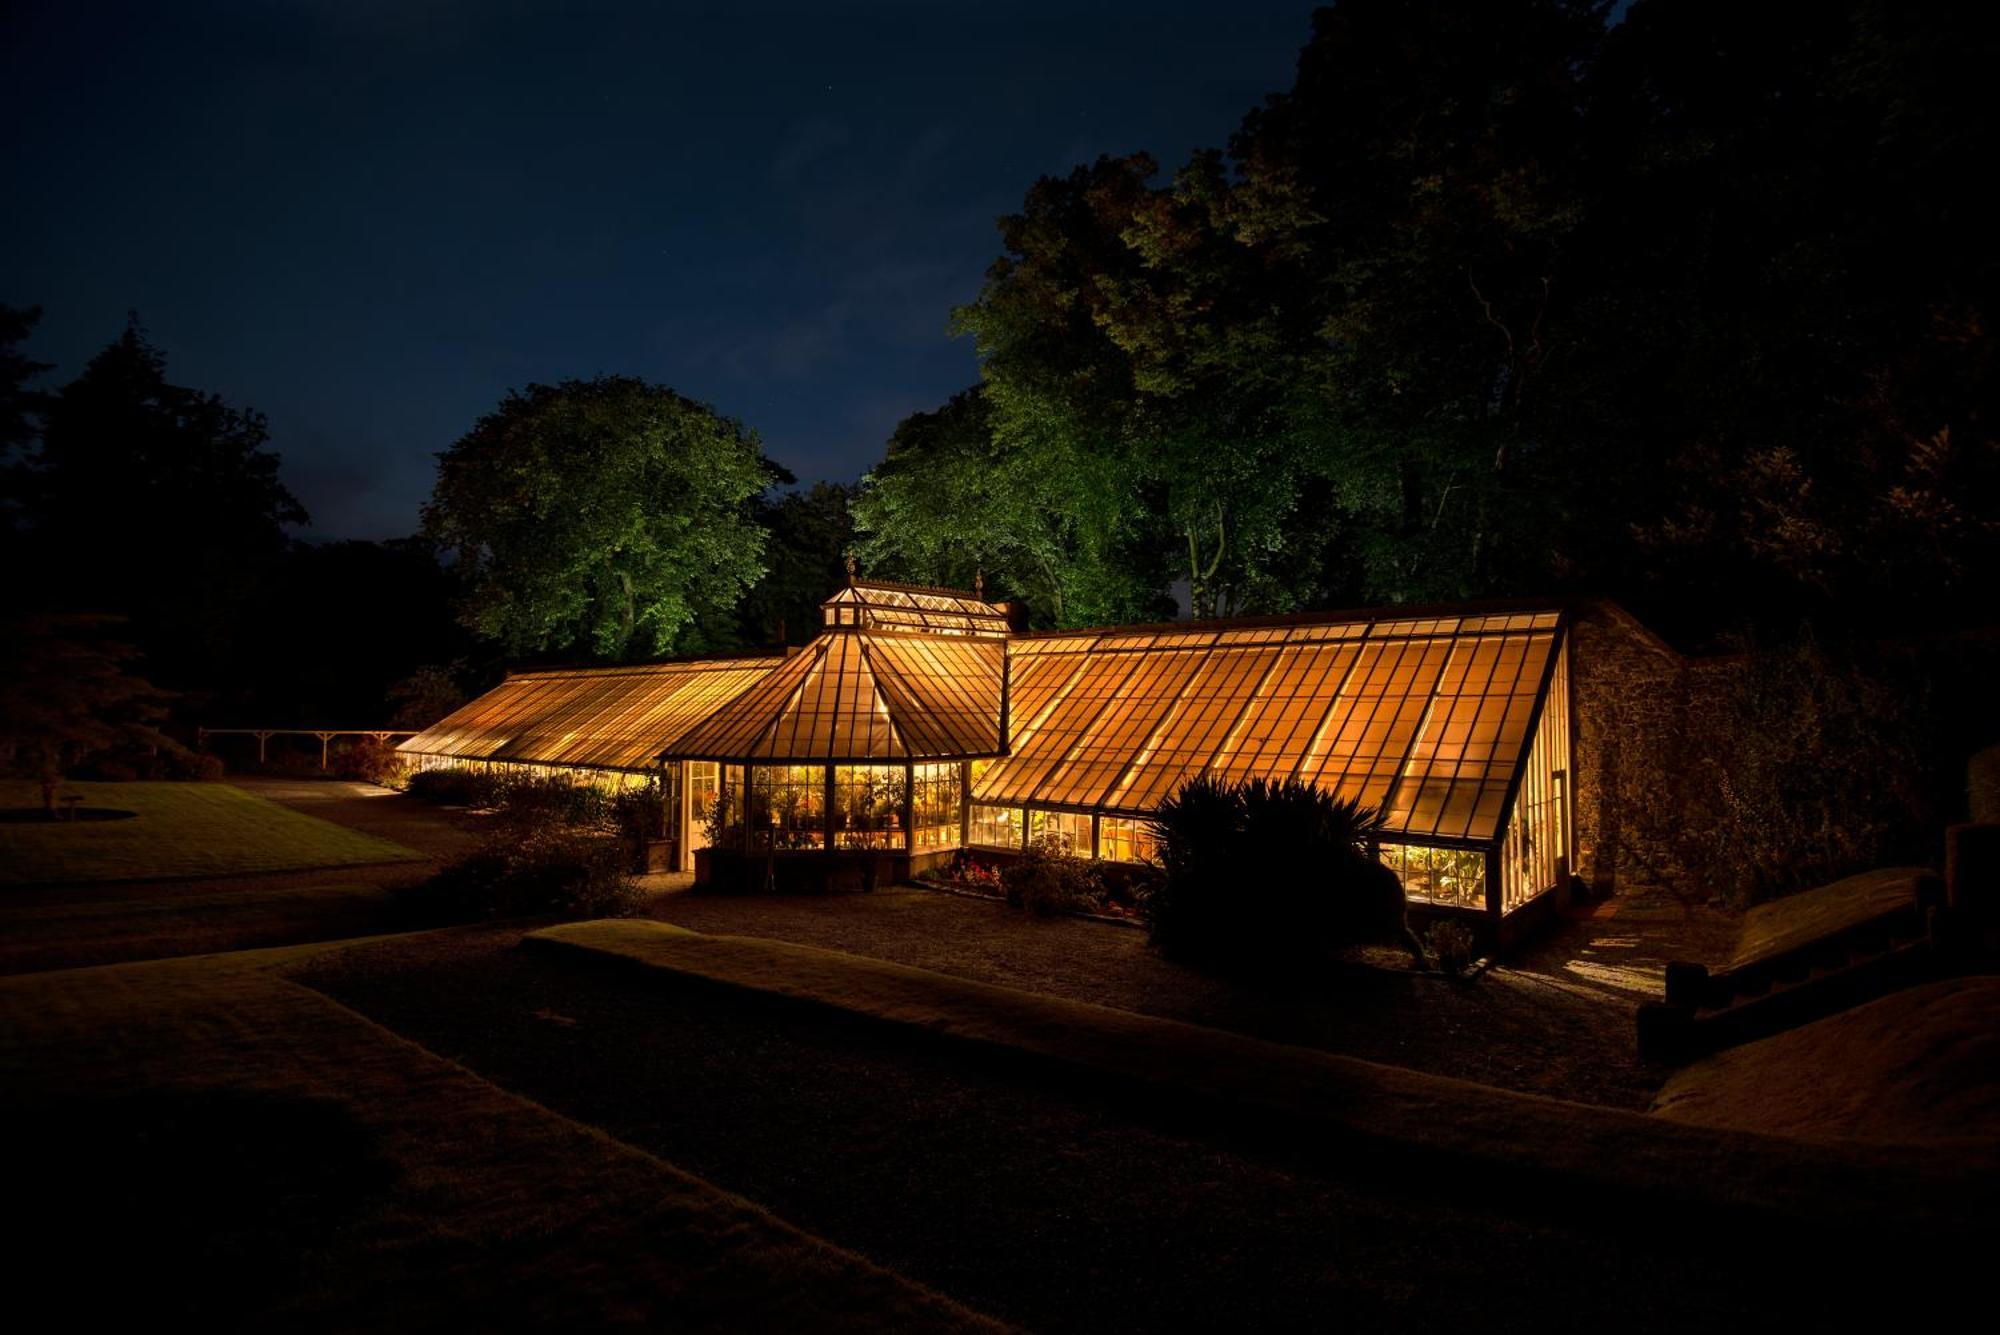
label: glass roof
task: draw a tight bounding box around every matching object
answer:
[397,655,782,772]
[662,630,1005,763]
[821,580,1012,636]
[975,611,1564,844]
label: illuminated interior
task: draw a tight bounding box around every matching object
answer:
[399,580,1575,919]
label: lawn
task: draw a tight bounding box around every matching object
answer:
[0,781,421,885]
[295,923,1989,1333]
[0,944,994,1331]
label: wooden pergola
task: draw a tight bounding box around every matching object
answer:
[195,727,418,770]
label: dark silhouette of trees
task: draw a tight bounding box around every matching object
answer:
[16,317,307,685]
[736,480,857,646]
[0,304,53,569]
[0,613,178,812]
[232,538,473,727]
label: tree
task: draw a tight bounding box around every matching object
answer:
[1219,0,1602,605]
[0,304,50,470]
[424,376,775,659]
[0,613,177,813]
[948,158,1184,626]
[0,304,53,583]
[1579,0,2000,641]
[737,480,856,645]
[388,664,469,729]
[22,317,307,684]
[235,538,472,726]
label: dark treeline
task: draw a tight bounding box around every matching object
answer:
[856,0,1999,648]
[0,320,853,730]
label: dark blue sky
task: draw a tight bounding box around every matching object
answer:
[4,0,1318,540]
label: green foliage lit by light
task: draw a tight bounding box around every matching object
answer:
[424,376,775,660]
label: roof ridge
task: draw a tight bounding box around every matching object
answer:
[846,576,995,602]
[1008,595,1570,641]
[504,651,785,679]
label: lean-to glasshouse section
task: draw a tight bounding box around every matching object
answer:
[397,655,782,773]
[975,613,1561,838]
[1499,637,1572,913]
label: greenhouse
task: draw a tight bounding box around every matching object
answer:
[401,577,1576,930]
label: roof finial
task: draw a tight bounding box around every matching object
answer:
[844,551,858,584]
[974,568,985,600]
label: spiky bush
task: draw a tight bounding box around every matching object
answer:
[1143,777,1423,970]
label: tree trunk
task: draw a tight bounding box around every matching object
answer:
[617,569,636,656]
[38,745,59,816]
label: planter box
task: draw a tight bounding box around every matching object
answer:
[636,837,676,874]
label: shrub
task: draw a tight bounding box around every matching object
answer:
[160,748,225,782]
[492,774,610,829]
[405,766,502,807]
[938,852,1004,895]
[1144,777,1425,971]
[1690,638,1933,905]
[612,781,668,843]
[75,753,146,781]
[398,821,641,924]
[333,736,405,787]
[1001,834,1103,917]
[75,742,223,782]
[1424,920,1480,978]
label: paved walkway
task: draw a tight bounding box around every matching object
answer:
[232,776,487,861]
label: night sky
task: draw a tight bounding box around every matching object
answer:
[4,1,1317,541]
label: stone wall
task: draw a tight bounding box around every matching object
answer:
[1567,600,1745,901]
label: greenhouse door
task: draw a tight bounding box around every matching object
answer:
[687,762,720,853]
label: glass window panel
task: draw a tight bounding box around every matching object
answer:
[1028,808,1094,857]
[969,803,1025,850]
[1098,816,1157,864]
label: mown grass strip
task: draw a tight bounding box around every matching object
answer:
[0,781,420,885]
[0,945,1003,1332]
[525,919,1993,1234]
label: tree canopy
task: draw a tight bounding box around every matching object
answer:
[856,0,2000,645]
[10,318,308,685]
[424,375,776,660]
[0,613,178,811]
[735,480,857,646]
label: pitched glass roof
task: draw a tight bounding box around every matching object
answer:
[820,579,1012,636]
[397,655,782,772]
[974,610,1563,843]
[661,630,1005,763]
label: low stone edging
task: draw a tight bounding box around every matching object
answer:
[521,919,1987,1235]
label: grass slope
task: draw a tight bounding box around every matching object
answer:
[1652,976,2000,1144]
[0,781,419,884]
[0,944,997,1332]
[0,866,420,976]
[528,920,1994,1230]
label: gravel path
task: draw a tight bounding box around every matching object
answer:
[231,776,486,861]
[649,885,1737,1108]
